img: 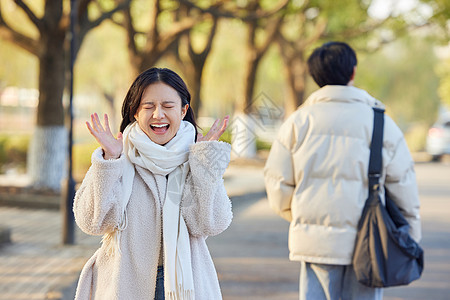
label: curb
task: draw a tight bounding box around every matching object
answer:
[0,191,60,210]
[0,184,60,210]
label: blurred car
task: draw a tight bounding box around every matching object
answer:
[426,112,450,161]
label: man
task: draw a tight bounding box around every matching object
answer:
[264,41,421,300]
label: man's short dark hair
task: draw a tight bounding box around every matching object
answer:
[307,41,357,87]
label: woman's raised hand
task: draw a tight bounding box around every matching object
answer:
[197,115,229,142]
[86,113,123,159]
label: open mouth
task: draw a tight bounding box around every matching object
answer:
[150,124,169,134]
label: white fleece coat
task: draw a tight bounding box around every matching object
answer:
[73,141,232,300]
[264,85,421,265]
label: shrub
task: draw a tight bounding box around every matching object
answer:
[208,127,272,151]
[73,142,98,181]
[0,134,30,173]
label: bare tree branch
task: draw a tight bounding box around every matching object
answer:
[355,22,427,55]
[145,0,161,52]
[0,27,39,55]
[72,0,131,58]
[83,0,131,34]
[323,19,389,40]
[178,0,289,21]
[122,5,139,66]
[0,3,39,55]
[144,17,197,65]
[110,15,145,35]
[188,15,218,61]
[287,19,327,51]
[78,0,91,16]
[257,15,284,58]
[77,0,92,32]
[13,0,43,31]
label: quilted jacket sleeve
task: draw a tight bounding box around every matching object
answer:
[264,116,299,222]
[383,116,422,242]
[181,141,233,237]
[73,147,124,236]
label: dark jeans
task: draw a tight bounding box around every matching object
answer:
[154,266,165,300]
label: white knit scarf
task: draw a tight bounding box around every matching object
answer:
[101,120,195,300]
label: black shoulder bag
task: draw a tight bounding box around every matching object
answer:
[352,107,424,288]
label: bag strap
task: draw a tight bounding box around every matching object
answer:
[368,107,385,192]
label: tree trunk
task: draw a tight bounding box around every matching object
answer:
[189,65,203,117]
[232,50,260,158]
[0,0,129,192]
[283,54,307,117]
[232,11,261,159]
[28,126,67,191]
[28,31,67,191]
[241,53,260,114]
[37,34,65,126]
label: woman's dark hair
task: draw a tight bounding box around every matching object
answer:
[120,67,198,139]
[307,41,357,87]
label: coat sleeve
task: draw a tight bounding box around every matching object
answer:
[73,147,125,236]
[383,116,422,242]
[181,141,233,237]
[264,118,297,222]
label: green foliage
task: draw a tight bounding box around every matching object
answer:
[419,0,450,40]
[256,138,272,151]
[315,0,371,33]
[356,35,441,129]
[218,128,232,144]
[0,132,104,180]
[436,57,450,108]
[0,133,30,173]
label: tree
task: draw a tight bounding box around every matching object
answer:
[357,35,441,127]
[119,0,232,119]
[276,3,326,115]
[74,20,132,131]
[419,0,450,108]
[176,0,289,157]
[231,0,286,157]
[169,2,219,117]
[437,56,450,109]
[0,0,130,191]
[276,0,450,118]
[276,0,403,116]
[120,0,199,77]
[419,0,450,37]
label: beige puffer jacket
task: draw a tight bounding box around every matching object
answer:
[264,85,421,265]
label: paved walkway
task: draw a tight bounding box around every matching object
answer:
[0,163,266,300]
[0,207,99,300]
[1,162,450,300]
[209,162,450,300]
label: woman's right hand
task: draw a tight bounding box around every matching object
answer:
[86,113,123,160]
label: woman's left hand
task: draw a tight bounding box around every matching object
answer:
[197,115,229,142]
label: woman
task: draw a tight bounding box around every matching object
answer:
[73,67,233,300]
